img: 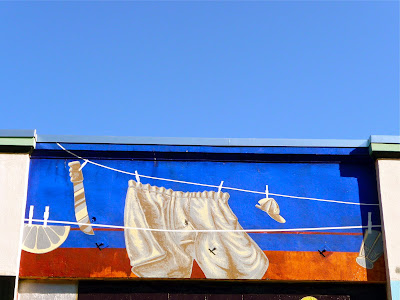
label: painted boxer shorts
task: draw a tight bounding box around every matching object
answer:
[124,180,268,279]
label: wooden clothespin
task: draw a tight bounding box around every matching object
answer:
[43,206,50,227]
[135,170,140,183]
[218,181,224,194]
[28,205,34,227]
[79,160,88,171]
[368,212,372,234]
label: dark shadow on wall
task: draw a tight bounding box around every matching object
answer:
[339,156,386,283]
[0,276,15,300]
[78,279,386,300]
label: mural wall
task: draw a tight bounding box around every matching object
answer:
[19,143,385,281]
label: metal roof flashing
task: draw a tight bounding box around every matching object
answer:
[0,129,36,138]
[36,134,370,148]
[8,131,400,159]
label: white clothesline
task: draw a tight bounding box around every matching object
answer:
[25,218,381,233]
[56,143,379,206]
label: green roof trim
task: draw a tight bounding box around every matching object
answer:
[0,137,36,153]
[370,142,400,159]
[0,137,36,147]
[371,143,400,152]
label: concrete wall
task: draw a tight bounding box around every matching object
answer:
[376,159,400,300]
[0,154,30,276]
[18,280,78,300]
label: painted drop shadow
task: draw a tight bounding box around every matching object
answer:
[339,156,386,282]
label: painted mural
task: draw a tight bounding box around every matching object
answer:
[19,143,385,281]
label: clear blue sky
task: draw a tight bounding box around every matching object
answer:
[0,1,398,139]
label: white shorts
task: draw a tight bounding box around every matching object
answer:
[124,180,268,279]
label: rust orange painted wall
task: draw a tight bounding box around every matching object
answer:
[20,249,385,282]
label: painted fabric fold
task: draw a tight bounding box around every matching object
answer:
[189,192,269,279]
[124,180,195,278]
[124,180,268,279]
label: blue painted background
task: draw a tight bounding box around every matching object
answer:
[26,149,380,253]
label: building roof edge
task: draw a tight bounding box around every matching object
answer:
[36,134,369,148]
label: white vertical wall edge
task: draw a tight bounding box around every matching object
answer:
[376,159,400,300]
[14,155,31,300]
[0,154,30,277]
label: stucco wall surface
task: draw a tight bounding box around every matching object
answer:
[0,154,30,276]
[376,159,400,300]
[18,280,78,300]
